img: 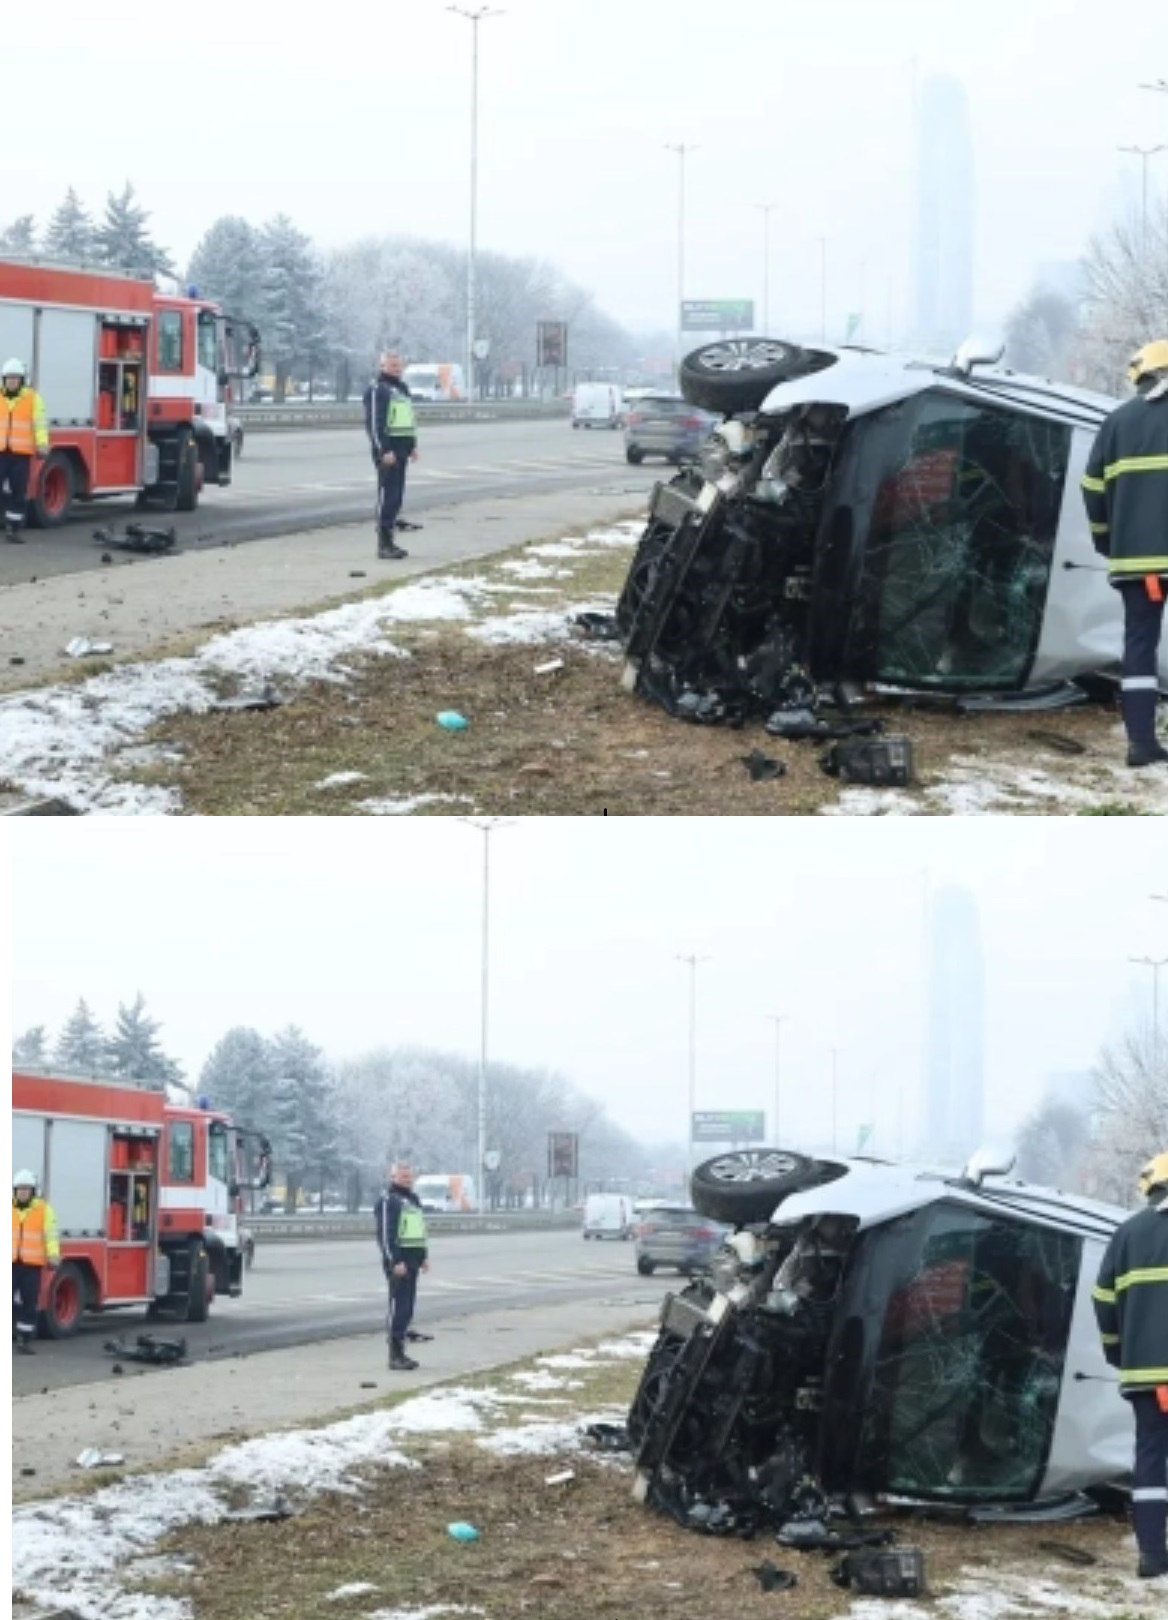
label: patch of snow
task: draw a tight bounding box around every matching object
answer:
[384,1389,493,1435]
[365,1608,484,1620]
[499,558,569,580]
[508,1370,582,1391]
[535,1351,598,1370]
[593,1332,657,1359]
[377,578,486,622]
[357,793,475,815]
[314,771,369,790]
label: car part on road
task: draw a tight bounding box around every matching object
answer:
[819,735,915,787]
[211,683,283,713]
[751,1560,798,1592]
[92,523,178,555]
[63,637,114,658]
[584,1422,631,1452]
[575,611,621,641]
[741,749,786,782]
[103,1333,189,1365]
[75,1448,126,1469]
[225,1494,295,1523]
[830,1546,926,1598]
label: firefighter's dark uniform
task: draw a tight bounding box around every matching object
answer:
[1081,374,1168,764]
[363,371,417,557]
[374,1180,428,1364]
[1093,1192,1168,1576]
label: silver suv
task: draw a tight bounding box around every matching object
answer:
[634,1205,726,1276]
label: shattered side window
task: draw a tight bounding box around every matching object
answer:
[840,393,1070,689]
[857,1203,1078,1502]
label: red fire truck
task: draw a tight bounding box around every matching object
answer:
[0,257,260,526]
[11,1066,271,1338]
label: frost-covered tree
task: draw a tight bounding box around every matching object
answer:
[187,217,266,320]
[43,189,97,261]
[0,215,37,255]
[269,1025,338,1207]
[1004,287,1081,380]
[199,1026,279,1127]
[105,992,184,1085]
[97,183,173,279]
[1015,1098,1091,1190]
[12,1025,49,1066]
[1075,198,1168,394]
[54,998,107,1072]
[259,215,325,398]
[1082,1024,1168,1206]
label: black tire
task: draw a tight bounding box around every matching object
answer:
[175,429,199,512]
[690,1147,829,1225]
[42,1261,86,1339]
[626,448,644,465]
[185,1247,210,1322]
[28,450,76,529]
[679,337,833,414]
[637,1257,655,1276]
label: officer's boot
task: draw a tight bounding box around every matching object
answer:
[389,1340,418,1371]
[5,513,24,545]
[1124,688,1168,767]
[17,1331,36,1355]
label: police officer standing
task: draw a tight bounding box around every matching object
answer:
[363,351,420,561]
[374,1160,430,1370]
[1093,1152,1168,1579]
[1081,340,1168,767]
[0,358,49,543]
[12,1168,59,1354]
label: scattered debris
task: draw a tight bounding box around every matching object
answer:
[1027,730,1088,757]
[360,1382,378,1390]
[574,611,621,641]
[820,735,914,786]
[534,657,565,676]
[741,749,786,782]
[64,637,114,658]
[92,523,177,555]
[102,1334,188,1366]
[583,1422,630,1452]
[75,1449,126,1469]
[210,684,283,713]
[1037,1541,1099,1567]
[751,1560,797,1593]
[20,1467,36,1476]
[544,1469,576,1487]
[8,655,25,664]
[436,710,469,731]
[224,1494,295,1523]
[830,1546,926,1599]
[349,571,367,579]
[446,1521,480,1542]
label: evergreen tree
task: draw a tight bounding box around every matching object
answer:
[105,992,184,1085]
[0,215,37,255]
[54,998,107,1071]
[199,1027,278,1126]
[269,1025,338,1208]
[259,215,324,397]
[187,216,266,318]
[97,183,173,279]
[43,189,97,261]
[12,1025,49,1065]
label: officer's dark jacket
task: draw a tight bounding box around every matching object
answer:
[374,1183,428,1268]
[1092,1195,1168,1392]
[363,375,417,455]
[1081,387,1168,578]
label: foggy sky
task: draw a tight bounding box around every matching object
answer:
[4,0,1165,343]
[9,822,1168,1160]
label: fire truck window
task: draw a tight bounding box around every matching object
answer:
[157,311,184,373]
[209,1122,230,1184]
[197,311,219,374]
[169,1121,195,1182]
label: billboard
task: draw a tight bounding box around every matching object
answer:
[537,321,568,367]
[548,1131,578,1177]
[691,1109,767,1143]
[681,299,755,333]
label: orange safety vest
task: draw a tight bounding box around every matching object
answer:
[12,1198,60,1266]
[0,387,49,456]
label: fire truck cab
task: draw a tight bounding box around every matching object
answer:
[11,1067,270,1338]
[0,257,260,527]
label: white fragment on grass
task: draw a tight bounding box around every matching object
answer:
[325,1581,381,1601]
[357,794,475,816]
[535,1351,598,1370]
[365,1607,485,1620]
[508,1370,583,1391]
[314,771,369,790]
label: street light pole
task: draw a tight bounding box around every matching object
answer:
[818,237,828,343]
[757,204,776,333]
[764,1015,788,1145]
[677,954,710,1174]
[459,817,515,1209]
[1117,144,1168,240]
[666,144,698,377]
[449,6,504,403]
[830,1047,839,1153]
[1130,955,1168,1050]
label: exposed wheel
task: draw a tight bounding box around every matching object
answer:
[679,337,833,414]
[626,448,644,465]
[29,451,75,529]
[690,1147,832,1225]
[637,1257,655,1276]
[175,429,199,512]
[185,1247,210,1322]
[42,1261,86,1339]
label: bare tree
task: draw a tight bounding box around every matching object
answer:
[1015,1097,1091,1190]
[1075,197,1168,393]
[1084,1024,1168,1206]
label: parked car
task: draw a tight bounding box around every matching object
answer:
[616,335,1166,729]
[573,382,624,430]
[624,393,718,466]
[628,1144,1133,1533]
[634,1204,726,1275]
[583,1192,635,1239]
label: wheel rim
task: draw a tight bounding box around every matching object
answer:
[53,1272,81,1327]
[704,1149,804,1185]
[41,462,69,516]
[695,340,791,374]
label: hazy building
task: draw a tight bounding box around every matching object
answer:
[923,885,986,1164]
[914,75,975,356]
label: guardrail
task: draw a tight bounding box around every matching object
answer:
[236,401,571,431]
[245,1211,581,1240]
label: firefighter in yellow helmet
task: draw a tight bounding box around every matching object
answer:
[0,358,49,544]
[1092,1151,1168,1579]
[1081,340,1168,767]
[12,1168,59,1354]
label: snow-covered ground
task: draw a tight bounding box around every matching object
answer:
[823,747,1168,816]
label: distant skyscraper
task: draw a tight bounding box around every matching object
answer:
[914,75,975,356]
[924,885,985,1163]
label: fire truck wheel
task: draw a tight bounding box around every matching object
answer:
[43,1262,86,1339]
[175,430,199,512]
[29,451,76,529]
[185,1247,211,1322]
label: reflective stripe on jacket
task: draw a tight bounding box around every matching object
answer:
[12,1198,60,1266]
[1092,1199,1168,1391]
[0,387,49,455]
[1081,391,1168,578]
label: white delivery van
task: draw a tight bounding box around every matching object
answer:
[403,363,466,402]
[583,1192,635,1239]
[572,382,624,430]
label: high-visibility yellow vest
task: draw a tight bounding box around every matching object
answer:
[0,387,49,455]
[387,394,416,436]
[398,1205,428,1247]
[12,1198,60,1266]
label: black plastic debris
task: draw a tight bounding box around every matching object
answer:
[103,1333,188,1366]
[574,612,621,642]
[1037,1541,1098,1567]
[211,684,283,713]
[751,1560,797,1593]
[93,523,177,556]
[766,711,884,743]
[830,1546,925,1599]
[1026,730,1087,757]
[820,735,914,787]
[742,749,786,782]
[225,1494,295,1523]
[583,1422,631,1452]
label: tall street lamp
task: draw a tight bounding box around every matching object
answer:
[757,204,777,333]
[1130,955,1168,1049]
[818,237,828,343]
[459,817,515,1208]
[666,143,698,376]
[677,953,710,1175]
[1117,144,1168,240]
[449,6,504,402]
[829,1047,839,1153]
[763,1015,788,1145]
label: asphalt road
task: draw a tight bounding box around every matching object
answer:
[12,1230,670,1394]
[0,418,655,586]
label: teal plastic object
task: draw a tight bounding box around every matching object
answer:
[447,1521,480,1542]
[436,711,469,731]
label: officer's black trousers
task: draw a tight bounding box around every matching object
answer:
[374,446,411,541]
[1131,1390,1168,1561]
[1118,580,1166,748]
[386,1263,419,1345]
[0,450,32,529]
[12,1261,41,1338]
